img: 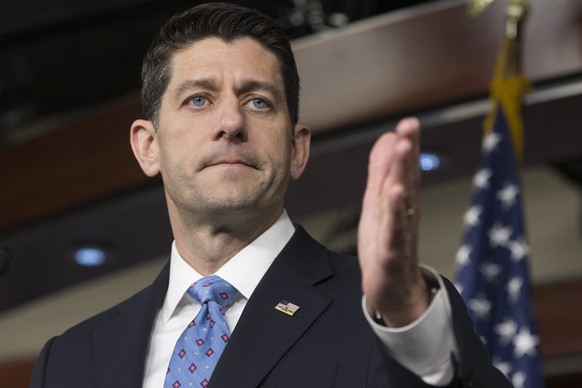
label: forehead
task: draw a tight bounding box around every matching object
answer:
[166,37,284,89]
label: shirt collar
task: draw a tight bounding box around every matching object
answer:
[160,210,295,323]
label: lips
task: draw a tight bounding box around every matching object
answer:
[201,155,260,171]
[207,160,252,167]
[198,148,261,172]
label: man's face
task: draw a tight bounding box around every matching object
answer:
[133,37,309,223]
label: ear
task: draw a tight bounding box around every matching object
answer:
[290,123,311,181]
[130,119,160,177]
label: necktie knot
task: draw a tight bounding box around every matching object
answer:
[187,275,236,309]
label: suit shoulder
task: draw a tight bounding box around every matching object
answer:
[56,285,147,339]
[51,267,166,350]
[327,248,358,266]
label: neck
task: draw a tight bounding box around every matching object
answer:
[169,205,283,276]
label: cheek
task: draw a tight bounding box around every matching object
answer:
[156,138,191,181]
[264,135,292,165]
[157,122,202,159]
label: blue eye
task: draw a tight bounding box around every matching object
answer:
[251,98,269,109]
[190,96,207,107]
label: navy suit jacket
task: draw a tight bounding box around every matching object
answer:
[30,226,510,387]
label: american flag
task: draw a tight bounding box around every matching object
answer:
[455,104,544,388]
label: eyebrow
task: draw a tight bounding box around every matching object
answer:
[171,78,284,102]
[172,78,219,101]
[237,80,283,102]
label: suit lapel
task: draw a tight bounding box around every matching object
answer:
[210,227,335,387]
[93,263,169,387]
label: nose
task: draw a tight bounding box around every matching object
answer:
[214,97,246,142]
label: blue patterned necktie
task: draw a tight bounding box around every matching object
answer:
[164,275,237,388]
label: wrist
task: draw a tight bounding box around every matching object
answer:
[371,281,439,327]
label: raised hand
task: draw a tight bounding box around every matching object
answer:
[358,118,429,327]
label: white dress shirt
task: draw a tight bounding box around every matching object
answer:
[142,211,456,387]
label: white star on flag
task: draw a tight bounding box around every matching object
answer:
[495,318,518,345]
[482,132,502,153]
[493,358,513,378]
[473,168,493,190]
[507,276,524,304]
[463,205,482,228]
[497,182,519,210]
[514,327,540,358]
[468,295,492,318]
[480,262,501,282]
[488,223,512,247]
[509,237,530,262]
[456,244,472,267]
[512,371,526,388]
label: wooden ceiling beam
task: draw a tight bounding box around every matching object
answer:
[0,97,148,232]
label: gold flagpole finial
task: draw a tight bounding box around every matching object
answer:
[467,0,530,40]
[505,0,529,39]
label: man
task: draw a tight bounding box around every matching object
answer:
[30,3,511,387]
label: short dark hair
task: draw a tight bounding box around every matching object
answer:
[141,2,300,127]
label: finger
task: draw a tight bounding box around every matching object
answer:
[388,120,421,259]
[395,117,420,140]
[366,117,419,200]
[359,136,397,265]
[364,132,397,199]
[390,136,414,210]
[360,118,421,260]
[383,181,408,257]
[394,118,421,216]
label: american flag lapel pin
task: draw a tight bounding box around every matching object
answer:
[275,300,300,316]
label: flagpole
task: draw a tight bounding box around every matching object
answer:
[504,0,528,73]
